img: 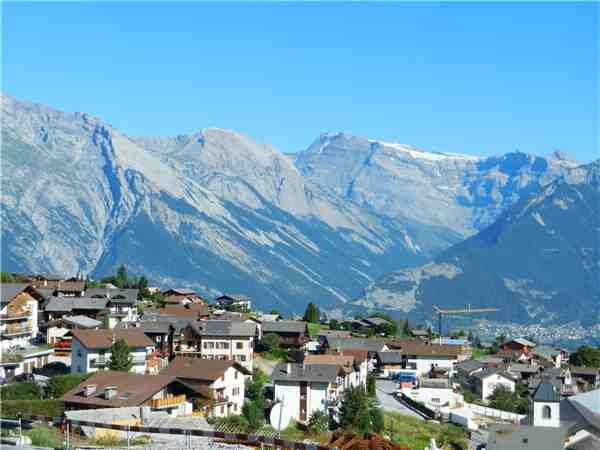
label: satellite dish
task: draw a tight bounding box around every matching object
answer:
[269,399,291,430]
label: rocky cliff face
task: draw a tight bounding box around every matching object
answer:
[0,95,578,314]
[355,161,600,325]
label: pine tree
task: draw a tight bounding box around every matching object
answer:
[303,302,320,323]
[401,320,411,337]
[108,338,133,372]
[115,265,128,289]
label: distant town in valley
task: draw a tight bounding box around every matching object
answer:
[1,269,599,450]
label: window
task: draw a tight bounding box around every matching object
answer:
[542,405,552,419]
[239,355,246,362]
[234,371,238,380]
[236,342,243,349]
[220,405,224,414]
[232,387,240,396]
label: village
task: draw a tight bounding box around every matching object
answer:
[1,271,600,450]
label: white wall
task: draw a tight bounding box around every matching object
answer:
[71,339,152,374]
[274,380,330,424]
[532,401,560,428]
[482,374,515,400]
[408,356,457,377]
[210,365,246,417]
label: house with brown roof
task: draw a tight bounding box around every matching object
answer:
[262,320,309,348]
[162,357,250,417]
[145,303,210,321]
[61,370,196,414]
[70,329,155,375]
[162,289,206,305]
[178,320,256,370]
[384,340,468,377]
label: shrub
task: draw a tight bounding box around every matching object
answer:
[242,400,264,432]
[1,399,64,418]
[25,425,62,448]
[0,382,43,400]
[307,410,329,435]
[46,373,90,399]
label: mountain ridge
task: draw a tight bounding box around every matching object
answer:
[0,93,582,316]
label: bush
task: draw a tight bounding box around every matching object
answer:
[46,373,90,399]
[489,386,529,414]
[462,390,477,403]
[242,401,265,432]
[1,400,64,418]
[307,410,329,435]
[25,425,62,448]
[339,386,382,437]
[0,382,43,400]
[214,415,250,432]
[366,375,376,397]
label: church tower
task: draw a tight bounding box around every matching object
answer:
[532,378,561,427]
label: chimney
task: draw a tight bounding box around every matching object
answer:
[286,363,292,375]
[84,384,97,397]
[104,386,117,400]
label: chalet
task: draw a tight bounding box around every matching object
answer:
[61,371,195,414]
[532,345,568,368]
[178,320,255,370]
[47,314,102,346]
[162,357,250,417]
[70,328,155,375]
[375,351,404,378]
[569,367,600,389]
[317,329,352,343]
[388,341,468,377]
[44,296,108,322]
[1,284,39,350]
[262,320,309,348]
[162,288,206,305]
[0,284,52,381]
[272,363,340,424]
[506,363,541,383]
[116,320,172,355]
[501,338,536,355]
[214,295,251,311]
[144,303,210,321]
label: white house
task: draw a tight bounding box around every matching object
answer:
[70,328,155,374]
[471,370,516,400]
[162,357,251,417]
[303,354,367,391]
[272,363,339,424]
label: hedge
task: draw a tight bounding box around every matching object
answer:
[1,400,64,419]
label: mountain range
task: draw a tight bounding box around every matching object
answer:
[1,93,591,321]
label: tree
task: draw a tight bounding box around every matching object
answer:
[1,272,15,283]
[259,334,280,353]
[489,385,529,414]
[570,346,600,368]
[338,386,382,437]
[366,375,376,397]
[307,410,329,435]
[242,400,264,432]
[46,374,89,398]
[303,303,320,323]
[329,319,340,330]
[115,264,128,288]
[0,382,42,400]
[401,320,411,337]
[377,321,397,337]
[137,275,149,298]
[245,369,268,410]
[108,338,133,372]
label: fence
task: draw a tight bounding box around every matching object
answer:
[465,402,526,423]
[3,414,337,450]
[397,393,437,419]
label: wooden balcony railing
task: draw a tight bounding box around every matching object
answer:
[150,394,186,409]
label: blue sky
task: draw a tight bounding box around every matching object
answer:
[3,2,598,161]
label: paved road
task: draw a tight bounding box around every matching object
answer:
[375,380,424,420]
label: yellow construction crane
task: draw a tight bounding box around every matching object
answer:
[433,305,499,338]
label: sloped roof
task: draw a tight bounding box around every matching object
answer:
[272,363,338,383]
[487,424,566,450]
[1,283,30,307]
[146,304,210,319]
[362,317,390,327]
[61,371,181,407]
[507,338,537,348]
[377,351,403,364]
[164,288,197,295]
[304,354,355,368]
[162,357,250,381]
[188,320,255,337]
[71,328,154,349]
[45,296,109,312]
[85,288,138,304]
[62,315,102,329]
[394,340,463,357]
[263,320,308,334]
[533,378,561,402]
[456,359,486,373]
[326,337,386,352]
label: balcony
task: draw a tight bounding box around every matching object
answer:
[150,394,186,409]
[1,324,33,337]
[0,309,32,321]
[0,353,24,365]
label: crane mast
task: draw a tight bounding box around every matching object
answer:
[433,305,500,339]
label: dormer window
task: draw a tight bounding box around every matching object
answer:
[542,405,552,419]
